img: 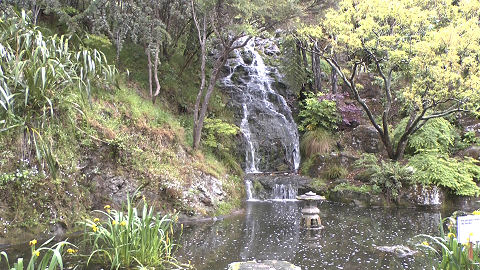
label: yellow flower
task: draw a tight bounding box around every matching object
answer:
[33,251,40,257]
[104,205,111,214]
[66,248,77,254]
[120,220,127,226]
[473,210,480,215]
[29,239,37,246]
[112,220,117,225]
[93,218,100,223]
[447,233,455,238]
[92,225,98,232]
[422,241,429,246]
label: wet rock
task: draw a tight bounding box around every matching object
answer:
[352,125,382,153]
[240,50,254,65]
[245,174,312,200]
[264,43,281,56]
[398,185,444,207]
[375,245,417,258]
[228,260,301,270]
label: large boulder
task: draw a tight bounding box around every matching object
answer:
[463,146,480,160]
[352,125,383,153]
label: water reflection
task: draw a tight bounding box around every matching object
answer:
[177,201,441,270]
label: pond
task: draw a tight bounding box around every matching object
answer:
[177,201,443,270]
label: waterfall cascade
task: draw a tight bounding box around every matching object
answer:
[222,38,300,174]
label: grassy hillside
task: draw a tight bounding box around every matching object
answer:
[0,31,244,240]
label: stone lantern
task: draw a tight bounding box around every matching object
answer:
[297,191,325,229]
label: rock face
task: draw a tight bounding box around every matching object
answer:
[352,125,383,153]
[228,260,301,270]
[80,145,226,215]
[328,184,446,208]
[305,152,358,179]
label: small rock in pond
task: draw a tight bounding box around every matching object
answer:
[375,245,418,258]
[228,260,301,270]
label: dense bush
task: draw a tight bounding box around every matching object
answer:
[354,154,414,200]
[393,117,457,155]
[202,118,239,151]
[298,92,340,131]
[408,151,480,196]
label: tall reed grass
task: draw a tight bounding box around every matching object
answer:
[81,195,185,269]
[0,237,75,270]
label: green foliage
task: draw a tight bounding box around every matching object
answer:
[311,178,328,191]
[298,93,340,132]
[81,195,184,269]
[300,129,335,159]
[332,183,373,194]
[463,131,480,145]
[0,167,40,190]
[417,213,480,270]
[354,154,413,200]
[202,118,239,150]
[0,10,116,177]
[0,237,73,270]
[408,151,480,196]
[394,117,457,154]
[279,37,308,92]
[300,155,316,175]
[321,165,347,180]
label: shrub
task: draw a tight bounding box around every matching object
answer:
[354,154,414,200]
[298,92,340,131]
[408,151,480,196]
[300,129,335,159]
[321,165,348,180]
[332,183,373,194]
[393,117,457,155]
[202,118,239,151]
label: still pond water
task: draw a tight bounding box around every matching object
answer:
[177,201,441,270]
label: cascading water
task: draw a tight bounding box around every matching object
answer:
[222,37,300,174]
[272,184,297,201]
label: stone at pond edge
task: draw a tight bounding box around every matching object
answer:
[228,260,301,270]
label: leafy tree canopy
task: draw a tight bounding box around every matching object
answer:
[298,0,480,159]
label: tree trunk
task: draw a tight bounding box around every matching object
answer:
[331,67,338,93]
[311,46,322,93]
[146,47,153,98]
[152,44,161,104]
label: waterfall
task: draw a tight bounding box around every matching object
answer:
[222,37,300,173]
[272,184,297,201]
[245,180,260,202]
[244,175,300,201]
